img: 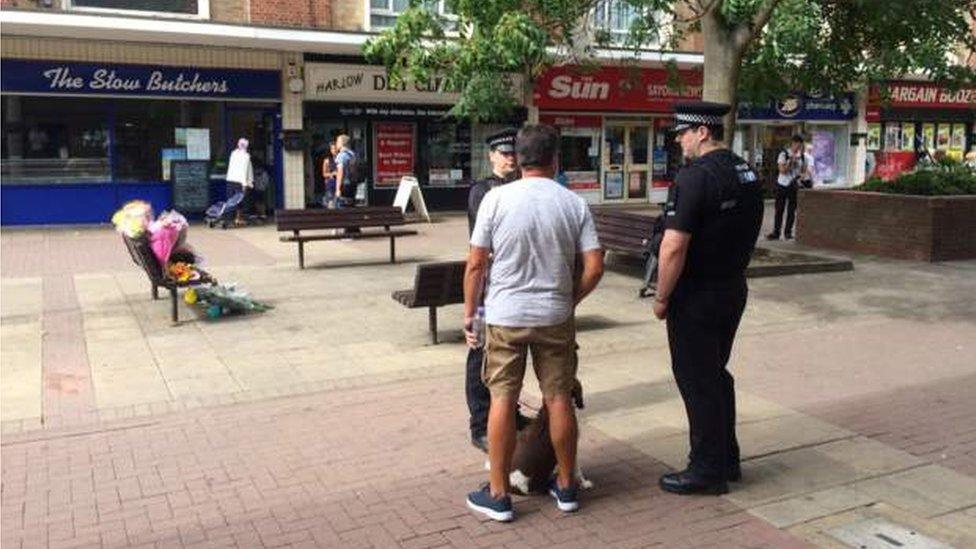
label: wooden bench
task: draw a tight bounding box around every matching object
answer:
[591,208,660,258]
[122,235,213,324]
[392,260,466,344]
[276,207,418,269]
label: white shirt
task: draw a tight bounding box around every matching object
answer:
[470,177,601,327]
[226,149,254,188]
[777,150,814,187]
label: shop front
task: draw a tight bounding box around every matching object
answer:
[303,62,523,211]
[866,81,976,180]
[1,58,282,225]
[533,65,702,205]
[736,92,857,189]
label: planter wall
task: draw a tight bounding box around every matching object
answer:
[796,190,976,262]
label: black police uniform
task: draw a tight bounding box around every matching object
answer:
[465,129,518,445]
[663,140,763,483]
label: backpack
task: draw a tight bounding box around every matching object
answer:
[342,150,365,185]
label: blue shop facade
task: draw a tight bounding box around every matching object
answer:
[1,58,284,225]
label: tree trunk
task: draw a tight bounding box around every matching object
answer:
[701,10,745,145]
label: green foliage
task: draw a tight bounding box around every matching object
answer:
[364,0,976,121]
[857,160,976,196]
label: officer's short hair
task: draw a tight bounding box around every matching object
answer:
[792,134,805,143]
[707,125,725,141]
[516,125,559,168]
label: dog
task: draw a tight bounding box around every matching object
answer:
[486,380,593,495]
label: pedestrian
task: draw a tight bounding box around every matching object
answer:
[322,141,338,208]
[767,134,813,240]
[465,128,520,452]
[225,137,253,226]
[653,101,763,496]
[463,124,604,521]
[334,134,357,208]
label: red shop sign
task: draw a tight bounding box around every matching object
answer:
[540,114,603,128]
[869,81,976,110]
[534,66,703,112]
[871,151,917,181]
[373,122,415,187]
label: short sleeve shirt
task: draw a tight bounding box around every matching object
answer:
[470,177,601,327]
[777,150,814,186]
[335,149,355,186]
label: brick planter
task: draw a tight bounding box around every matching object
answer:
[796,190,976,261]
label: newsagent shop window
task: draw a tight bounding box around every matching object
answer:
[67,0,210,19]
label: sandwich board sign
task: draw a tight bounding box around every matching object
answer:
[392,176,431,222]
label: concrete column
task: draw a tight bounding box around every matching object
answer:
[851,88,868,186]
[281,52,305,209]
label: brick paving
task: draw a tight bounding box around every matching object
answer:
[1,373,810,549]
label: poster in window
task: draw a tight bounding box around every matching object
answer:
[884,124,902,151]
[161,148,187,182]
[811,131,836,183]
[950,124,966,150]
[604,171,624,199]
[373,122,416,187]
[184,128,210,160]
[922,124,936,151]
[900,124,915,151]
[936,125,951,150]
[866,124,881,150]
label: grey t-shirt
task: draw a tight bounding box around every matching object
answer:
[470,177,601,327]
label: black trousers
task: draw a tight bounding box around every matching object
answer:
[772,183,797,236]
[666,278,747,480]
[465,346,490,437]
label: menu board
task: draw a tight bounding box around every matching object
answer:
[373,122,415,187]
[171,160,210,214]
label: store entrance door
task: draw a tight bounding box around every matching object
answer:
[226,106,282,212]
[603,122,651,202]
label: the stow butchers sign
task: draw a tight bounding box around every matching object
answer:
[0,59,280,100]
[305,63,463,105]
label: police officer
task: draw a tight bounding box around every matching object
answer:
[653,102,764,495]
[466,128,519,451]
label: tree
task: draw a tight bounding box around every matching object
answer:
[364,0,976,128]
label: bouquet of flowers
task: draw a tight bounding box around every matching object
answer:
[184,282,273,319]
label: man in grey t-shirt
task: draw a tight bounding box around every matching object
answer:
[463,125,604,522]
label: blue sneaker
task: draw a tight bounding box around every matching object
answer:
[466,484,513,522]
[548,478,579,512]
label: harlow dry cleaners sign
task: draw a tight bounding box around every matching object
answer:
[0,59,280,100]
[304,63,462,105]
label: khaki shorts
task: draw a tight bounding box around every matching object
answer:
[482,317,578,399]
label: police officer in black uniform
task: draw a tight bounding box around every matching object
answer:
[653,102,764,495]
[465,128,519,451]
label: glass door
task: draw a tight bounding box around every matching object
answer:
[603,122,651,202]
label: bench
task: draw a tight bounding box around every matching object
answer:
[392,260,466,344]
[276,207,418,269]
[591,208,660,258]
[122,235,213,324]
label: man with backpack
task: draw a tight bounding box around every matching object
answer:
[334,134,362,208]
[767,134,813,240]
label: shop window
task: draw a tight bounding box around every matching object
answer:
[369,0,456,31]
[470,124,509,180]
[1,96,110,184]
[68,0,209,18]
[593,0,658,46]
[426,122,470,187]
[558,127,601,192]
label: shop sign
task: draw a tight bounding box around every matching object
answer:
[540,114,603,128]
[870,151,916,181]
[534,66,702,112]
[0,59,280,100]
[869,81,976,109]
[374,122,416,187]
[738,92,856,121]
[306,63,464,105]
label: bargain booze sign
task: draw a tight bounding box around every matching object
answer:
[534,66,702,112]
[869,81,976,109]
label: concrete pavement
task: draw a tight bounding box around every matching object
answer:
[2,209,975,548]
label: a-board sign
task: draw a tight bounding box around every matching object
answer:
[392,176,431,223]
[171,160,211,215]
